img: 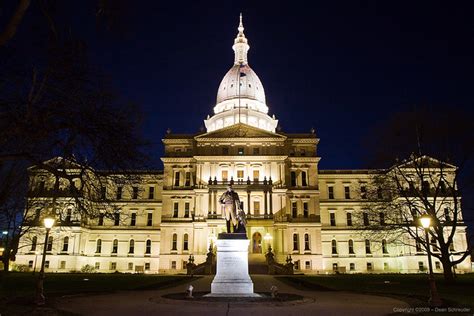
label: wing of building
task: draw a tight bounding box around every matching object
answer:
[15,16,471,274]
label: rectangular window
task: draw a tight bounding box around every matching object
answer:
[365,240,371,254]
[110,262,117,270]
[128,262,133,270]
[253,201,260,215]
[148,186,155,199]
[384,262,389,271]
[145,262,150,271]
[174,172,180,187]
[416,240,422,252]
[435,262,441,270]
[293,234,299,251]
[28,260,33,268]
[332,263,338,272]
[45,261,50,268]
[294,260,300,270]
[290,171,297,186]
[330,212,336,226]
[292,202,297,218]
[253,170,259,182]
[132,186,139,199]
[363,212,369,226]
[60,261,66,269]
[185,172,191,186]
[101,186,107,200]
[237,170,244,180]
[171,261,177,269]
[367,262,373,271]
[222,147,229,155]
[346,212,352,226]
[46,236,53,251]
[328,186,334,199]
[173,202,179,218]
[114,212,120,226]
[301,171,307,187]
[253,147,260,155]
[238,147,244,155]
[98,214,104,226]
[183,234,189,251]
[444,208,451,222]
[184,202,190,218]
[418,261,424,271]
[361,185,367,199]
[131,213,136,226]
[172,234,177,251]
[379,212,385,225]
[147,213,153,226]
[222,170,228,182]
[344,186,351,199]
[304,234,310,251]
[95,262,100,270]
[303,202,309,218]
[350,263,355,271]
[305,261,311,270]
[116,186,122,200]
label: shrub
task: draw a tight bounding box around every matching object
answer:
[80,264,96,273]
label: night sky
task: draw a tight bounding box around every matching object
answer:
[5,1,474,170]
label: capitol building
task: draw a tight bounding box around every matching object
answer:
[16,16,470,274]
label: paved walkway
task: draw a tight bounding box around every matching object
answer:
[56,275,410,316]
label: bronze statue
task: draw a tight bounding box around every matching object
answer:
[219,185,246,233]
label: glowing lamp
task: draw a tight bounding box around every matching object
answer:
[419,214,432,229]
[43,218,55,229]
[263,233,272,242]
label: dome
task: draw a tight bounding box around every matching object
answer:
[216,64,266,104]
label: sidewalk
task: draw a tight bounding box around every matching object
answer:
[57,275,410,316]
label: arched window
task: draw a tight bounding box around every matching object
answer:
[382,239,388,254]
[96,239,102,253]
[304,234,310,251]
[112,239,118,253]
[62,236,69,252]
[348,239,354,254]
[293,234,299,251]
[46,236,53,251]
[183,234,189,251]
[129,239,135,254]
[145,239,151,254]
[172,234,177,251]
[331,239,337,254]
[31,236,37,251]
[252,232,262,253]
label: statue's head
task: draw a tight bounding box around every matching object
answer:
[227,185,233,192]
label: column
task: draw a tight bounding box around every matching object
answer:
[264,190,268,216]
[208,191,212,215]
[269,191,273,215]
[247,190,251,216]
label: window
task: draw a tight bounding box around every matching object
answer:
[305,261,311,270]
[184,203,190,218]
[129,239,134,254]
[293,234,299,251]
[31,236,37,251]
[253,201,260,215]
[114,212,120,226]
[222,170,228,182]
[116,186,122,200]
[112,239,118,254]
[348,239,355,254]
[350,263,355,271]
[328,186,334,199]
[435,262,441,270]
[173,202,179,218]
[384,262,389,271]
[346,212,352,226]
[60,261,66,269]
[131,213,136,226]
[62,236,69,252]
[379,212,385,225]
[253,147,260,155]
[171,261,177,269]
[361,185,367,199]
[128,262,134,270]
[28,260,33,268]
[449,241,455,252]
[45,261,50,268]
[145,239,151,254]
[363,212,369,226]
[237,170,244,181]
[301,171,307,186]
[290,171,297,186]
[331,240,337,254]
[148,186,155,199]
[174,172,180,186]
[431,237,438,252]
[304,234,310,251]
[185,172,191,186]
[47,236,53,252]
[132,186,139,199]
[238,147,244,155]
[300,148,306,156]
[110,262,117,270]
[95,262,100,270]
[382,239,388,254]
[172,234,177,251]
[294,260,300,270]
[145,262,150,271]
[365,240,371,254]
[332,263,338,272]
[303,202,309,218]
[367,262,373,271]
[418,261,425,271]
[416,240,422,252]
[444,208,451,222]
[422,180,430,194]
[377,188,383,199]
[65,209,72,222]
[291,202,297,218]
[222,147,229,155]
[344,186,351,199]
[253,170,259,182]
[98,214,104,226]
[96,239,102,253]
[330,212,336,226]
[147,212,153,226]
[183,234,189,251]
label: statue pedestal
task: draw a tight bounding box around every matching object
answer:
[207,233,259,297]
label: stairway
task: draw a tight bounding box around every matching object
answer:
[248,253,268,274]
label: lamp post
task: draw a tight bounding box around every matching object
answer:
[33,250,41,275]
[419,214,443,307]
[35,217,55,306]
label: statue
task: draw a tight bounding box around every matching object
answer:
[219,185,246,233]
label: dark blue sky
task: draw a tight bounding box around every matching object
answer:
[7,1,474,169]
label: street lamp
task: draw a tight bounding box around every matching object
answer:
[33,250,41,275]
[419,214,442,307]
[35,217,55,306]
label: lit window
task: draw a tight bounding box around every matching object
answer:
[253,170,259,182]
[222,170,228,182]
[237,170,244,180]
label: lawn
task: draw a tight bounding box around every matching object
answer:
[0,272,196,315]
[278,273,474,308]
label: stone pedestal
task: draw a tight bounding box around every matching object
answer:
[207,233,259,297]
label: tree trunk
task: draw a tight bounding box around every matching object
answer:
[2,257,9,273]
[441,259,455,283]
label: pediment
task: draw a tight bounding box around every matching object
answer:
[195,123,286,140]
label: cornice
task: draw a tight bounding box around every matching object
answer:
[193,155,288,161]
[161,157,196,163]
[288,157,321,163]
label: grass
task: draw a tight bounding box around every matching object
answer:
[0,272,197,315]
[277,273,474,308]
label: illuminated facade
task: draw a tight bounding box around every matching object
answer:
[15,16,470,274]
